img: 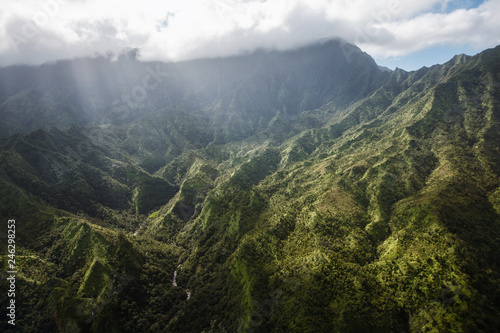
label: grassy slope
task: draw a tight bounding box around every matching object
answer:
[0,46,499,332]
[159,46,500,332]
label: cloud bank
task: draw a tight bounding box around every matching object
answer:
[1,0,499,67]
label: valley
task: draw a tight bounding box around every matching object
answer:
[0,39,499,332]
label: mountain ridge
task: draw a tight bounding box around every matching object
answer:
[0,41,499,332]
[0,39,386,139]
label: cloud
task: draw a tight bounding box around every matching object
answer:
[362,0,500,58]
[0,0,498,66]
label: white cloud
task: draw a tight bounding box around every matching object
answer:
[0,0,498,66]
[363,0,500,58]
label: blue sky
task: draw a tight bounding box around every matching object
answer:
[438,0,485,12]
[376,43,482,71]
[0,0,499,70]
[375,0,488,70]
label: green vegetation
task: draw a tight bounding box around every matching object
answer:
[1,41,500,332]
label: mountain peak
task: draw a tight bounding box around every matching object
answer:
[451,53,470,65]
[1,41,500,333]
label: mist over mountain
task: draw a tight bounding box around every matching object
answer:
[0,40,385,139]
[0,39,499,332]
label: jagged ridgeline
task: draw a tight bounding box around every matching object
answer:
[0,40,499,332]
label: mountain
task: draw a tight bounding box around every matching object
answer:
[0,39,385,139]
[0,40,499,332]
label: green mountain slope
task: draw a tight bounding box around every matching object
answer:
[149,46,500,332]
[1,42,499,332]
